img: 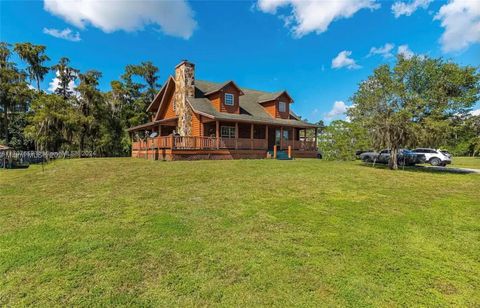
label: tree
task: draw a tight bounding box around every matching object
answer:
[13,42,50,91]
[110,62,160,130]
[8,113,32,150]
[76,70,103,153]
[0,42,32,143]
[51,57,79,100]
[25,94,75,151]
[123,61,160,101]
[349,56,480,169]
[318,120,371,160]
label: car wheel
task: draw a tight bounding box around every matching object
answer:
[430,157,441,166]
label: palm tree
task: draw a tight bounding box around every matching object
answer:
[13,43,50,91]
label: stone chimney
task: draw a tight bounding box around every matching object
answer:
[174,60,195,136]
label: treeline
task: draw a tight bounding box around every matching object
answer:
[1,41,160,156]
[2,42,479,165]
[319,55,480,168]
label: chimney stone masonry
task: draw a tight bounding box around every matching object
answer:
[174,60,195,136]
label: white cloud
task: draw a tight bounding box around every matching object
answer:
[48,70,78,97]
[256,0,380,37]
[397,44,414,59]
[471,109,480,116]
[435,0,480,53]
[325,101,349,119]
[391,0,432,18]
[43,0,197,39]
[43,27,81,42]
[368,43,395,58]
[331,50,361,69]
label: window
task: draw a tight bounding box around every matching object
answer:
[279,101,286,112]
[224,93,234,106]
[221,126,235,138]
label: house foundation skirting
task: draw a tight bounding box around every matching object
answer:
[131,149,317,160]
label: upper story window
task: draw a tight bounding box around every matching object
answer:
[225,93,234,106]
[279,101,286,112]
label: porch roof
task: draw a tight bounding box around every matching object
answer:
[127,117,178,132]
[187,98,318,128]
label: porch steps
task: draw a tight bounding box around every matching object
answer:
[268,150,292,160]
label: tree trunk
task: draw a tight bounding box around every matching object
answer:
[389,147,398,170]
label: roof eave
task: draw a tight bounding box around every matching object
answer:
[146,75,174,112]
[188,112,318,128]
[126,117,178,132]
[258,90,294,104]
[203,80,245,96]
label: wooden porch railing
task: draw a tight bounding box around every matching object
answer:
[132,136,317,151]
[282,140,317,151]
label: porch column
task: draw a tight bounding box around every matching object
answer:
[216,120,220,149]
[250,123,254,149]
[265,125,269,150]
[280,126,283,150]
[293,128,296,150]
[235,122,239,149]
[200,116,204,137]
[314,127,318,150]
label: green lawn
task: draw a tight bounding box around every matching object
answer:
[1,158,479,306]
[450,156,480,169]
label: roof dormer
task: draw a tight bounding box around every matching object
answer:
[198,80,244,114]
[258,91,293,119]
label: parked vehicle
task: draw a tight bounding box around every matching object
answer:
[412,148,452,166]
[359,149,426,166]
[440,150,452,159]
[355,150,373,159]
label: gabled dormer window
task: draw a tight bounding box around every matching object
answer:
[279,101,286,112]
[225,93,234,106]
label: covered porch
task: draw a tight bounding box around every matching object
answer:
[128,117,318,160]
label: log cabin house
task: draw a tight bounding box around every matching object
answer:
[128,60,319,160]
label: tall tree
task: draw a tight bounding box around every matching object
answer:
[349,56,480,169]
[51,57,79,100]
[124,61,160,99]
[0,42,31,143]
[13,42,50,91]
[25,94,73,151]
[101,80,133,156]
[76,70,103,153]
[112,62,160,129]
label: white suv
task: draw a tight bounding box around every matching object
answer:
[412,148,452,166]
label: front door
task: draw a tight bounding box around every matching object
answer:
[275,129,281,146]
[268,128,289,150]
[267,126,277,150]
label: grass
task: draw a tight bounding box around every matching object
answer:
[450,156,480,169]
[1,158,479,306]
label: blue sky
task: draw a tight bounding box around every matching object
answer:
[1,0,479,123]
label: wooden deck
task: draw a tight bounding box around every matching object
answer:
[131,136,317,160]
